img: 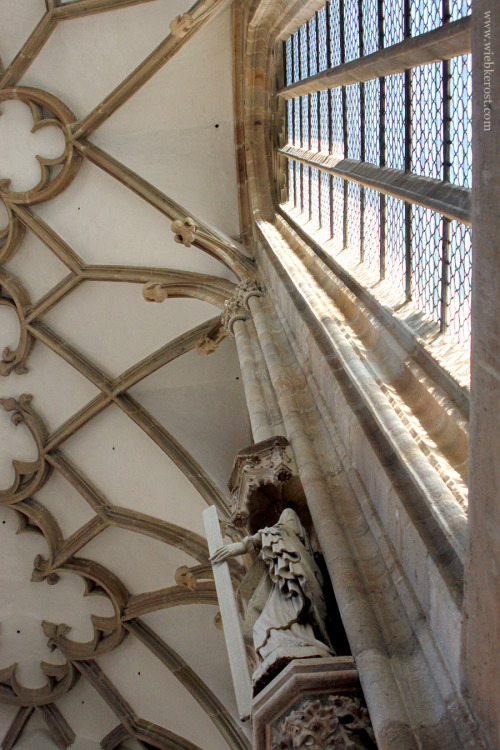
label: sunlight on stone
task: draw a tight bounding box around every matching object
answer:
[0,100,65,192]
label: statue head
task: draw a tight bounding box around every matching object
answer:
[277,507,304,537]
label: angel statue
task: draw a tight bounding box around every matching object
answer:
[210,508,333,678]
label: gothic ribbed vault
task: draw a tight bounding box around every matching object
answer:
[0,2,253,748]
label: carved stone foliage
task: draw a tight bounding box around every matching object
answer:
[0,88,81,265]
[196,321,227,356]
[171,216,197,246]
[175,563,213,591]
[221,278,265,336]
[253,658,376,750]
[271,695,376,750]
[142,281,168,302]
[169,13,193,37]
[0,271,35,376]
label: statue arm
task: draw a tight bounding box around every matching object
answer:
[210,533,261,564]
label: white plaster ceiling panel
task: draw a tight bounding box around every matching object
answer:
[0,0,46,68]
[0,99,66,193]
[132,345,252,491]
[15,727,102,750]
[93,7,240,237]
[75,525,199,594]
[33,160,236,279]
[42,282,219,377]
[19,1,193,119]
[136,337,241,390]
[98,635,229,750]
[5,229,70,303]
[11,719,71,750]
[55,678,119,745]
[61,404,209,533]
[35,470,97,539]
[143,604,240,718]
[0,506,114,687]
[0,344,101,434]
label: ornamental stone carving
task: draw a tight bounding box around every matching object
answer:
[252,658,376,750]
[169,13,193,37]
[0,270,35,376]
[0,396,128,709]
[142,282,168,302]
[171,216,197,246]
[228,436,301,531]
[271,695,376,750]
[0,87,82,264]
[221,278,264,336]
[196,322,227,356]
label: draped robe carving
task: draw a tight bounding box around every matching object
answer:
[211,508,332,678]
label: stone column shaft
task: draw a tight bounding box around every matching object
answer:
[247,293,420,750]
[233,317,285,443]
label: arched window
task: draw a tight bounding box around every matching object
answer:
[278,0,472,346]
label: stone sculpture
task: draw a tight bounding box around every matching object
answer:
[210,508,332,684]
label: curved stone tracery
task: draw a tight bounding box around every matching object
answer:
[0,88,81,208]
[0,199,25,265]
[0,271,36,377]
[0,391,245,750]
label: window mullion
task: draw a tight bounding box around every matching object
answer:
[403,0,412,301]
[339,0,348,250]
[441,49,451,331]
[359,0,365,262]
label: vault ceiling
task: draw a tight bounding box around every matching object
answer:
[0,1,253,748]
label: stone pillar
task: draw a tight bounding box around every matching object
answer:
[247,292,419,749]
[222,279,285,442]
[463,2,500,747]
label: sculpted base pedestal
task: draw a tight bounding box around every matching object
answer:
[252,657,376,750]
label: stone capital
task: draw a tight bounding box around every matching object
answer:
[221,278,264,336]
